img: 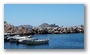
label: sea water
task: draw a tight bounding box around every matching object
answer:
[4,33,84,49]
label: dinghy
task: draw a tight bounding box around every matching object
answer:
[26,39,49,45]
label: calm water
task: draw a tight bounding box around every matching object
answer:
[4,33,84,49]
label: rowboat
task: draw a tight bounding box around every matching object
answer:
[17,38,38,44]
[26,39,49,45]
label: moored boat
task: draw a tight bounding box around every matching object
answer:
[17,38,38,44]
[26,39,49,45]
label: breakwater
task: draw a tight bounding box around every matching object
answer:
[4,21,84,36]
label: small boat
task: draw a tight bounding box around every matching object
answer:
[26,39,49,45]
[9,35,26,43]
[17,38,38,44]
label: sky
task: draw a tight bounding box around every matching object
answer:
[4,4,84,27]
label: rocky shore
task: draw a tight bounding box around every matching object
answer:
[4,21,84,36]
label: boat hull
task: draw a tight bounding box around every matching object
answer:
[26,39,49,45]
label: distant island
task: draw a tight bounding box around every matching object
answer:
[4,21,84,36]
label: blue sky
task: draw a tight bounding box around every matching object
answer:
[4,4,84,27]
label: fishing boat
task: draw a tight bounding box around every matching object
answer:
[17,38,38,44]
[6,35,25,43]
[26,39,49,45]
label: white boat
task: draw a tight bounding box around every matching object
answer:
[17,38,38,44]
[26,39,49,45]
[12,35,28,40]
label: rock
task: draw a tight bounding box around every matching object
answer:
[4,21,84,35]
[4,21,32,35]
